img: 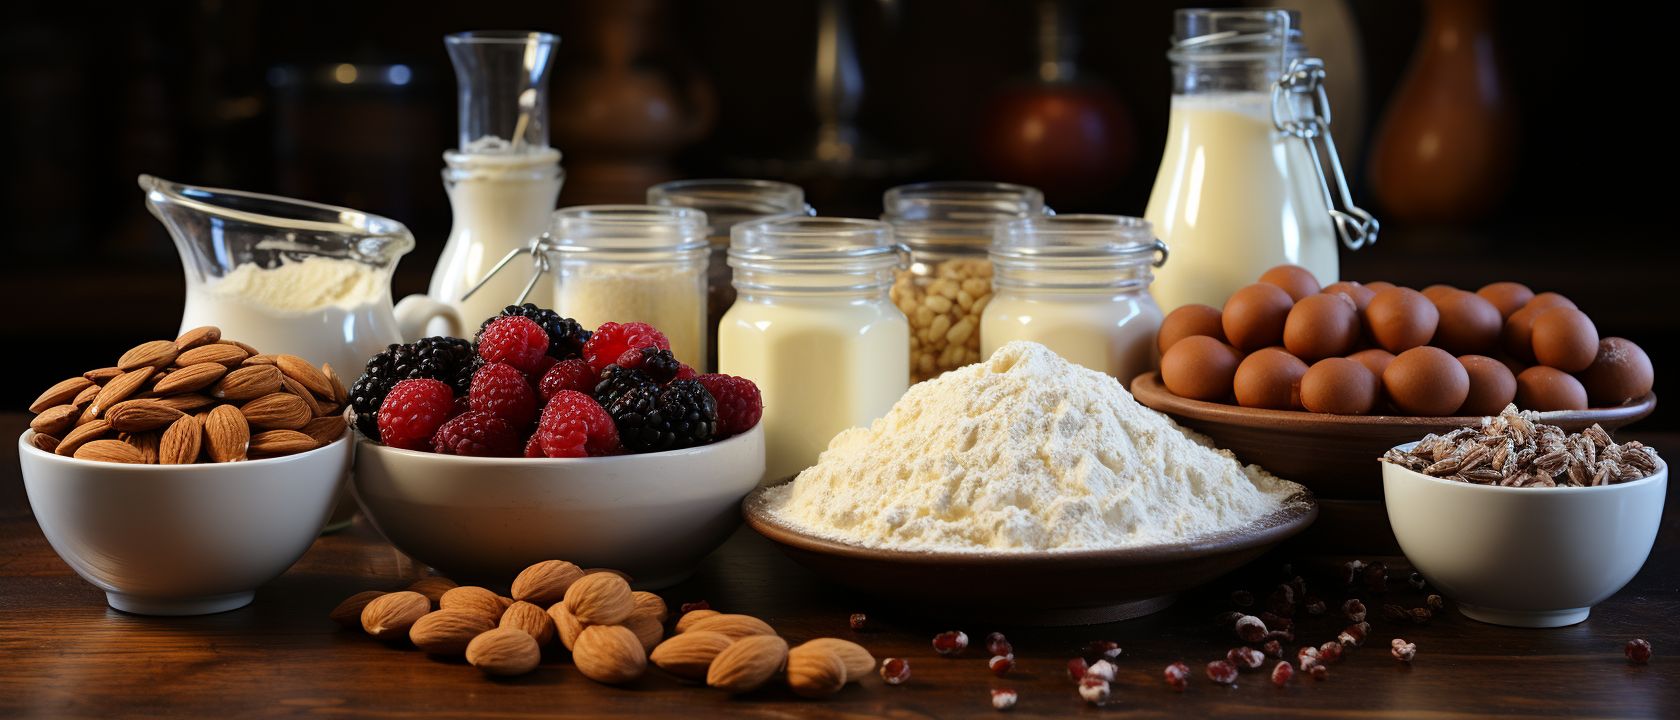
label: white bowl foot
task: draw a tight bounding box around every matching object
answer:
[1457,602,1590,628]
[107,590,255,616]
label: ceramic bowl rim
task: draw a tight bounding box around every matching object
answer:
[353,421,762,467]
[1382,440,1668,496]
[20,429,352,471]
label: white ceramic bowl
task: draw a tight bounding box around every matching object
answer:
[352,423,765,589]
[18,430,352,616]
[1383,441,1667,627]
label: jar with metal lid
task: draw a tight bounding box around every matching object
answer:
[882,181,1048,383]
[547,206,710,369]
[647,179,813,373]
[719,217,909,485]
[981,215,1168,384]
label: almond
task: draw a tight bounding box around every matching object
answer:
[152,393,215,413]
[279,375,328,418]
[322,363,349,405]
[175,326,221,351]
[218,339,262,356]
[407,576,459,604]
[122,431,161,464]
[793,638,875,679]
[361,590,430,639]
[209,364,283,400]
[466,627,541,676]
[329,590,385,627]
[84,367,124,384]
[28,433,60,453]
[440,585,505,621]
[650,631,735,679]
[106,399,185,433]
[56,419,111,456]
[203,405,249,463]
[74,439,146,464]
[706,634,788,693]
[675,609,721,633]
[301,415,347,446]
[411,609,495,655]
[249,429,315,457]
[623,611,664,653]
[276,354,336,399]
[118,340,179,371]
[177,343,249,368]
[683,614,777,640]
[31,377,94,413]
[498,596,516,611]
[574,624,648,684]
[30,405,77,437]
[242,392,313,430]
[786,644,848,698]
[159,415,203,465]
[630,591,668,624]
[584,567,635,582]
[152,362,227,395]
[499,601,556,647]
[547,602,585,651]
[88,367,154,418]
[72,384,100,408]
[511,559,584,607]
[242,354,278,366]
[563,572,635,626]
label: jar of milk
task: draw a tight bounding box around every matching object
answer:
[1144,9,1375,313]
[719,217,910,485]
[883,181,1047,384]
[981,215,1167,386]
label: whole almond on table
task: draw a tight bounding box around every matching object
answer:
[203,405,249,463]
[411,610,496,655]
[74,439,147,464]
[707,634,789,693]
[118,340,179,371]
[684,614,777,640]
[786,644,849,698]
[241,393,313,430]
[573,624,648,684]
[30,405,77,437]
[330,590,386,627]
[176,343,249,368]
[407,576,460,605]
[547,603,585,651]
[630,591,668,624]
[675,609,722,633]
[209,364,283,401]
[30,377,93,413]
[584,567,635,583]
[159,415,203,465]
[794,638,876,679]
[105,399,185,433]
[499,601,556,647]
[651,631,736,679]
[56,420,112,457]
[361,591,430,639]
[174,326,221,351]
[277,354,337,399]
[564,573,636,626]
[153,362,227,395]
[623,611,664,653]
[466,627,542,676]
[512,560,584,607]
[440,585,504,621]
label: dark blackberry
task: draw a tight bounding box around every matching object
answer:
[606,379,718,453]
[593,364,656,408]
[624,346,683,384]
[479,304,591,360]
[349,337,481,441]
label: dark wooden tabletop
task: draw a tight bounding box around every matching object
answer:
[1,413,1675,719]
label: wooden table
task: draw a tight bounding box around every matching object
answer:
[2,414,1675,718]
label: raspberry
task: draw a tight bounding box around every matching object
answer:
[377,378,455,451]
[539,359,598,403]
[538,390,621,457]
[478,304,591,360]
[524,433,544,458]
[673,363,697,381]
[432,411,522,457]
[525,354,558,392]
[581,322,669,374]
[615,346,683,384]
[449,395,471,420]
[478,316,549,373]
[696,374,762,438]
[470,362,538,428]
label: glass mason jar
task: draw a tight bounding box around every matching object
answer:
[882,181,1047,383]
[647,179,813,373]
[982,215,1168,386]
[719,217,909,485]
[547,206,710,369]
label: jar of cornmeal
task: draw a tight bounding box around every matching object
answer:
[882,181,1047,383]
[548,206,709,369]
[719,217,909,485]
[982,215,1169,385]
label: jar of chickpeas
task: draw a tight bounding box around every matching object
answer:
[883,181,1049,383]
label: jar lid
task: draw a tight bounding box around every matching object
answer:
[729,217,900,262]
[883,181,1047,248]
[991,215,1166,265]
[548,205,710,253]
[1169,9,1303,61]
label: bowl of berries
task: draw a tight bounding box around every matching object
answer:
[349,307,766,588]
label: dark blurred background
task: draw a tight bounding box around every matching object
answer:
[2,0,1670,426]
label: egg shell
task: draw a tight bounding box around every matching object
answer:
[1158,303,1227,355]
[1457,354,1518,416]
[1363,281,1398,294]
[1530,307,1599,373]
[1258,265,1322,302]
[1420,284,1459,303]
[1161,335,1244,401]
[1222,283,1295,352]
[1300,357,1379,415]
[1475,282,1534,320]
[1383,346,1469,416]
[1500,305,1546,363]
[1366,287,1439,354]
[1282,293,1360,362]
[1527,292,1577,313]
[1576,337,1655,407]
[1348,348,1396,381]
[1233,347,1309,410]
[1321,281,1377,314]
[1515,366,1588,411]
[1430,290,1502,356]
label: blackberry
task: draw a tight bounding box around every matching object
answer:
[593,365,656,408]
[479,304,591,360]
[623,346,683,384]
[607,379,718,453]
[349,337,481,441]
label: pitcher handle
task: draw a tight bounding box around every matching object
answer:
[393,294,465,342]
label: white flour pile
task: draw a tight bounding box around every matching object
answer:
[760,341,1300,552]
[209,256,385,312]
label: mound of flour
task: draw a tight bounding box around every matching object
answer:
[759,341,1300,552]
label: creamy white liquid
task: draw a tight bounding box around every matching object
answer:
[429,150,563,334]
[1145,93,1337,313]
[981,290,1163,386]
[718,296,910,485]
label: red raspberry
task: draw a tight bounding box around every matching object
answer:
[448,395,470,420]
[478,316,549,372]
[525,354,558,392]
[523,433,544,458]
[673,363,697,382]
[377,378,455,451]
[432,411,522,457]
[537,390,621,457]
[470,362,538,427]
[539,358,599,402]
[696,374,762,438]
[581,322,669,374]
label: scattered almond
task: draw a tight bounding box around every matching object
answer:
[564,572,636,626]
[176,343,249,368]
[684,614,777,640]
[584,567,635,583]
[499,601,556,647]
[175,326,221,351]
[547,602,585,651]
[277,354,336,399]
[106,399,185,433]
[118,340,179,371]
[631,591,668,624]
[786,644,848,698]
[793,638,875,679]
[650,631,735,679]
[209,364,283,400]
[407,576,460,605]
[152,362,227,395]
[242,393,313,430]
[675,609,722,633]
[623,611,664,654]
[56,420,112,457]
[512,560,585,607]
[440,585,505,621]
[361,591,430,639]
[330,590,385,627]
[707,634,789,693]
[574,624,648,684]
[29,405,77,437]
[74,439,146,464]
[88,368,154,418]
[204,405,249,463]
[30,377,93,413]
[466,628,542,676]
[411,610,496,655]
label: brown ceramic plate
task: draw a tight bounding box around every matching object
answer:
[743,477,1317,626]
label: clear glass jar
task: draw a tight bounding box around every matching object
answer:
[982,215,1167,385]
[646,179,813,373]
[547,206,710,368]
[882,181,1047,383]
[719,217,909,485]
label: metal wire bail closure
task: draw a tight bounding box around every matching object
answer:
[458,232,553,307]
[1151,238,1169,268]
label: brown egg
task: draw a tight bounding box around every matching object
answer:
[1530,307,1599,373]
[1282,293,1360,362]
[1321,281,1377,314]
[1233,347,1309,409]
[1366,287,1439,354]
[1158,304,1226,355]
[1383,346,1469,416]
[1300,357,1379,415]
[1476,281,1534,320]
[1498,294,1572,364]
[1364,281,1398,294]
[1420,284,1459,303]
[1528,292,1577,313]
[1457,355,1518,416]
[1430,290,1502,356]
[1161,335,1244,401]
[1258,264,1322,302]
[1348,348,1396,381]
[1515,366,1588,411]
[1576,337,1654,407]
[1222,283,1295,352]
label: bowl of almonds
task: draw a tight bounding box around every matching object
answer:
[17,327,354,616]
